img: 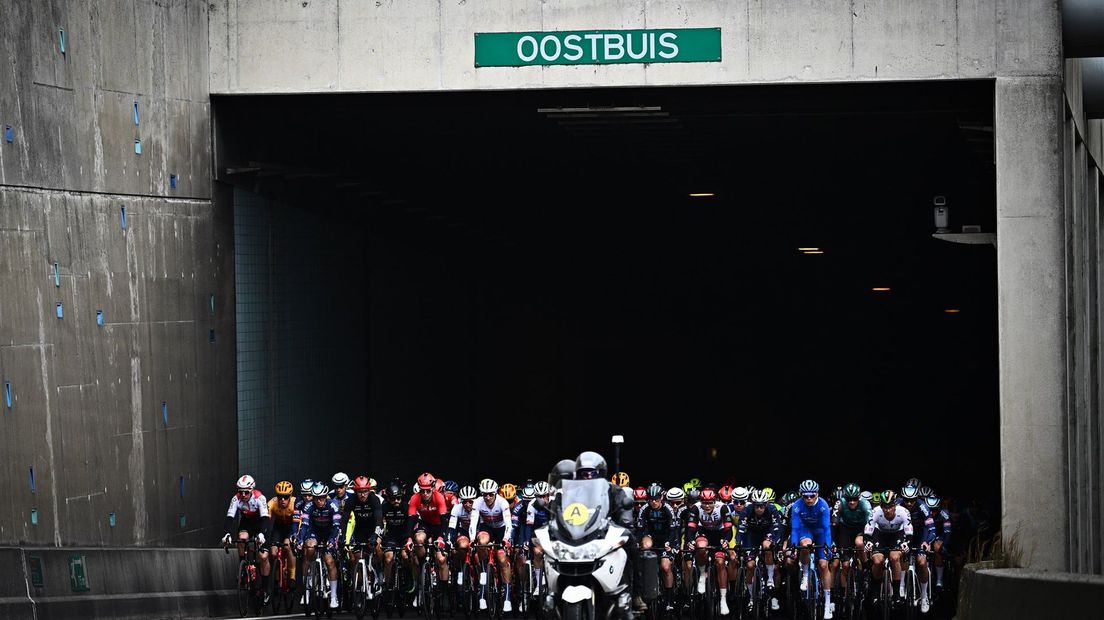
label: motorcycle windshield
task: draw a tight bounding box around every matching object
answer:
[556,479,610,540]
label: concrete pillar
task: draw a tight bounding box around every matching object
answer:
[995,77,1068,572]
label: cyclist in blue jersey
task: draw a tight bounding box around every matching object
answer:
[897,485,936,613]
[298,481,343,610]
[790,480,834,619]
[924,490,952,589]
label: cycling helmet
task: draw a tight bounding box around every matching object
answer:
[534,481,554,496]
[369,477,378,490]
[683,478,702,493]
[842,483,862,499]
[882,490,898,505]
[417,472,436,490]
[717,485,734,502]
[633,486,648,503]
[458,486,478,501]
[500,483,517,501]
[353,476,371,491]
[666,487,686,502]
[479,478,499,495]
[520,485,535,501]
[434,479,445,492]
[901,485,920,500]
[443,480,459,494]
[732,486,750,503]
[860,490,873,502]
[762,487,776,503]
[332,472,350,487]
[925,495,941,508]
[300,479,314,494]
[574,451,608,480]
[918,485,933,499]
[311,481,328,496]
[780,492,799,506]
[646,483,665,500]
[750,489,770,504]
[699,488,717,502]
[274,480,294,497]
[688,487,701,503]
[611,471,631,487]
[550,459,576,487]
[237,475,256,491]
[383,483,403,499]
[871,492,884,506]
[832,486,844,502]
[905,477,922,490]
[798,479,819,495]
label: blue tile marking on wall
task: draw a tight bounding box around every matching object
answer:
[53,263,60,287]
[55,303,63,319]
[58,29,65,54]
[96,310,104,326]
[29,467,35,493]
[30,509,38,525]
[179,513,186,529]
[5,382,11,409]
[170,174,177,189]
[4,126,12,143]
[179,476,185,498]
[162,401,168,426]
[210,294,215,316]
[209,329,215,343]
[120,206,127,229]
[134,102,140,126]
[134,139,141,155]
[108,512,116,527]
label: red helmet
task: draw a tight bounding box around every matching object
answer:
[699,487,718,502]
[353,475,371,491]
[417,472,436,490]
[718,485,734,502]
[633,486,647,503]
[434,478,445,492]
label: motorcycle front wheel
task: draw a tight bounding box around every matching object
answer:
[561,600,590,620]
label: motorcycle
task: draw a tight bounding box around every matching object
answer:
[534,479,632,620]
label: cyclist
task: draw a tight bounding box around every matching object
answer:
[442,480,460,511]
[471,478,515,612]
[268,481,299,589]
[737,488,782,611]
[636,483,678,610]
[523,481,555,601]
[378,482,410,593]
[830,483,870,604]
[665,487,687,549]
[405,471,450,599]
[344,475,383,595]
[926,492,952,588]
[898,485,936,613]
[683,487,732,616]
[223,475,272,603]
[863,490,912,606]
[790,480,834,619]
[331,472,353,512]
[447,485,478,585]
[500,483,518,510]
[297,481,343,610]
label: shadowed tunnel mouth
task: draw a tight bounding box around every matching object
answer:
[219,81,998,503]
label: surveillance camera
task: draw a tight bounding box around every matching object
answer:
[933,195,949,233]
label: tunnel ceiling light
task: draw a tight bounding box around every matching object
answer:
[944,308,961,313]
[537,105,662,114]
[802,250,824,255]
[872,287,891,292]
[689,192,715,197]
[797,247,820,251]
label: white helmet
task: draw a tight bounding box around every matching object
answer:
[332,472,350,487]
[733,486,750,502]
[666,487,686,502]
[533,481,554,496]
[458,486,479,500]
[237,475,256,491]
[479,478,499,494]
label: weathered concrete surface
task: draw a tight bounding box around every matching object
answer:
[0,546,238,619]
[0,0,233,547]
[210,0,1062,94]
[956,566,1103,619]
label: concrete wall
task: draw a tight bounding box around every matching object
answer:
[957,566,1104,619]
[0,1,233,547]
[209,0,1060,94]
[0,546,237,619]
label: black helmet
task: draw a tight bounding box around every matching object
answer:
[574,451,608,480]
[549,459,576,488]
[646,483,665,500]
[382,483,403,499]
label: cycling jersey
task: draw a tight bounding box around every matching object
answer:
[522,499,551,545]
[380,500,409,545]
[331,488,354,513]
[267,497,299,539]
[635,503,678,547]
[298,498,343,546]
[737,503,782,547]
[932,506,952,545]
[510,500,529,545]
[407,490,448,537]
[225,489,270,535]
[896,499,936,544]
[790,498,833,548]
[446,502,475,543]
[469,495,513,542]
[862,506,913,540]
[832,498,872,529]
[685,502,733,544]
[343,493,384,545]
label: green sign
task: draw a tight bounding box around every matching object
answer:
[27,556,44,588]
[475,28,721,67]
[69,554,88,592]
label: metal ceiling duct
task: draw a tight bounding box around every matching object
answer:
[1063,0,1104,57]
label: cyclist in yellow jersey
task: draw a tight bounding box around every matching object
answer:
[268,481,300,582]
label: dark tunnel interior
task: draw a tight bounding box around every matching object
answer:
[215,81,998,508]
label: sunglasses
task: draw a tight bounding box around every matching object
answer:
[802,493,818,499]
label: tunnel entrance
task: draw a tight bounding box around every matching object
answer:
[215,81,997,506]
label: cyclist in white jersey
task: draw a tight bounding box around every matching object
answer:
[862,491,913,603]
[471,479,515,612]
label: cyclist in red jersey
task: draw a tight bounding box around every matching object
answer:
[406,472,450,586]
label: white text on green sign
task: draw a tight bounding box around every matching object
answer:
[474,28,722,67]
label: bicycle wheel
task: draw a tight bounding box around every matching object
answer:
[903,571,917,620]
[237,561,251,617]
[703,567,715,620]
[354,562,369,620]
